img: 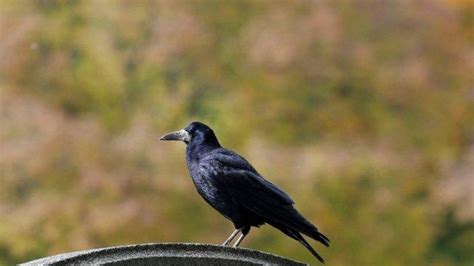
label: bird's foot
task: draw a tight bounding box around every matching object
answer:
[223,229,240,246]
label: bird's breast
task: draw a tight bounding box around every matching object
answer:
[186,162,237,219]
[189,167,220,201]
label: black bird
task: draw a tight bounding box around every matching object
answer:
[160,121,330,263]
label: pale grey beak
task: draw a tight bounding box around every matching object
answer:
[160,129,191,143]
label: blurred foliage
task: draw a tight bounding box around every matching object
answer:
[0,0,473,265]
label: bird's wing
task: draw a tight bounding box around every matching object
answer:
[220,169,326,241]
[225,169,294,206]
[203,150,294,205]
[199,157,327,241]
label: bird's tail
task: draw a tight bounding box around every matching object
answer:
[295,232,325,264]
[281,207,330,247]
[246,203,329,261]
[309,230,330,247]
[276,225,325,263]
[291,210,330,247]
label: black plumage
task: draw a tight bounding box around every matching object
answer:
[160,121,330,263]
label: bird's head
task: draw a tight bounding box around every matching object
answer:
[160,121,220,147]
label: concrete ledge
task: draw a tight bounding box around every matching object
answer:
[22,243,306,265]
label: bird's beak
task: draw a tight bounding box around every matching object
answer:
[160,129,191,143]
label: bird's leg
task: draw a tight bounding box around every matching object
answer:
[232,226,251,247]
[222,229,240,246]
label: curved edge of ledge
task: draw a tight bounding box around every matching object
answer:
[21,242,307,265]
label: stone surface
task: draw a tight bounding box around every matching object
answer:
[22,243,307,265]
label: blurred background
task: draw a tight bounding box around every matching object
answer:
[1,0,473,265]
